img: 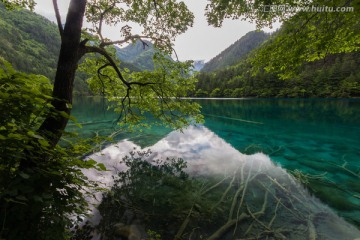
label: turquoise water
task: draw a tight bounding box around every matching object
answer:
[69,97,360,227]
[199,99,360,226]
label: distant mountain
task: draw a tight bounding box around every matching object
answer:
[201,31,270,72]
[193,60,205,72]
[116,40,155,71]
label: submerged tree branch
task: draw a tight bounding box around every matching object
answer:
[207,213,249,240]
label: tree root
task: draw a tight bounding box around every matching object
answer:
[207,213,249,240]
[211,167,239,212]
[201,175,230,195]
[307,215,317,240]
[174,205,194,240]
[257,181,304,220]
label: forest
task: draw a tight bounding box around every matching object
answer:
[195,51,360,98]
[195,31,360,98]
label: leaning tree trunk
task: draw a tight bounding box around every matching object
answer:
[39,0,87,147]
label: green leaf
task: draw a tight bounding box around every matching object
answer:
[38,139,50,147]
[97,163,107,171]
[19,172,30,179]
[27,131,43,139]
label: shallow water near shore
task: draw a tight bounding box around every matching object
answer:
[81,126,360,239]
[69,97,360,233]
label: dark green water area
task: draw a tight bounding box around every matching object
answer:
[69,97,360,239]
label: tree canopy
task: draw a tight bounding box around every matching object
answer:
[206,0,360,77]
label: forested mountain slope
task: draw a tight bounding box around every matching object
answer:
[0,4,60,79]
[201,30,269,72]
[0,4,155,94]
[195,24,359,99]
[116,40,155,71]
[195,50,360,98]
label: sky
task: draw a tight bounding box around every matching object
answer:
[34,0,277,62]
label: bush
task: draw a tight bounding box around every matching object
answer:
[210,88,222,97]
[0,58,101,239]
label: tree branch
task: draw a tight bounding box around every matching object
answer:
[100,35,152,48]
[52,0,63,37]
[84,45,131,89]
[97,2,117,42]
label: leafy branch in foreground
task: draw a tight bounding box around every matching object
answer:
[80,50,203,130]
[0,58,105,240]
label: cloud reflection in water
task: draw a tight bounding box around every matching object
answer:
[85,125,360,239]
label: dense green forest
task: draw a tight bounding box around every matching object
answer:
[195,33,360,98]
[0,4,95,95]
[0,4,59,79]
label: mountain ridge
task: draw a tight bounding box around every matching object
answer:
[116,40,155,71]
[201,31,270,72]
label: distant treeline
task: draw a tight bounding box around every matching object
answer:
[194,51,360,98]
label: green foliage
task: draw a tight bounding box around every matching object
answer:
[206,0,360,78]
[201,0,360,97]
[147,230,162,240]
[251,11,360,78]
[205,0,289,28]
[0,0,35,10]
[210,88,222,98]
[0,57,52,173]
[195,51,360,98]
[96,151,230,239]
[0,3,93,95]
[97,151,188,239]
[0,59,101,239]
[0,3,59,79]
[85,0,194,53]
[80,51,203,129]
[195,89,209,97]
[0,0,203,239]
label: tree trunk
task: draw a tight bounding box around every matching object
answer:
[39,0,87,147]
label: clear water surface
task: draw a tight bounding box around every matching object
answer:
[68,97,360,228]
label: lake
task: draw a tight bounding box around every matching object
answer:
[68,97,360,237]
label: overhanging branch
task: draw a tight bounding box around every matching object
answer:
[100,35,152,48]
[97,2,117,42]
[84,45,131,89]
[79,41,158,88]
